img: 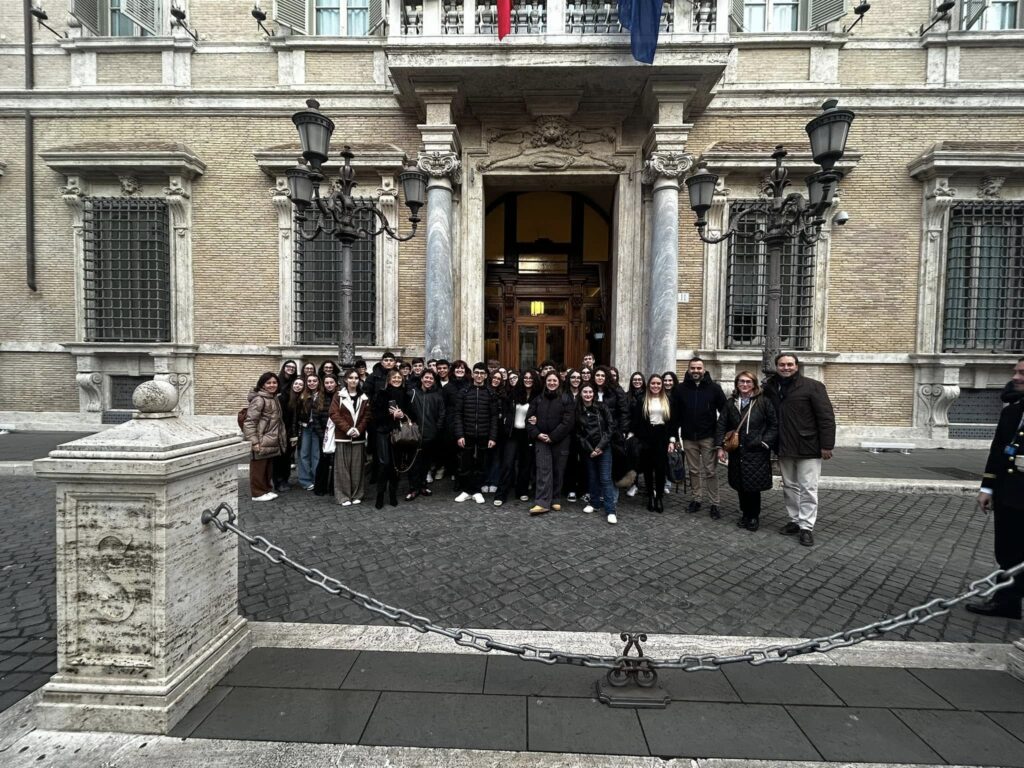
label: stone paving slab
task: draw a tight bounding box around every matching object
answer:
[787,705,943,764]
[527,697,648,755]
[893,709,1024,768]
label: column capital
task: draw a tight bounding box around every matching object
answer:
[642,151,694,185]
[418,151,463,185]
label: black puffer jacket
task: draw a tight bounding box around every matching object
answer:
[409,385,446,442]
[674,372,727,441]
[763,372,836,458]
[372,384,413,434]
[716,393,778,493]
[454,384,498,442]
[577,401,614,454]
[442,378,469,430]
[527,389,576,444]
[596,386,629,435]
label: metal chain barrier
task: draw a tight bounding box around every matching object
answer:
[202,502,1024,673]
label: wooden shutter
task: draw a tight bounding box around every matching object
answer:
[71,0,101,35]
[809,0,846,29]
[729,0,745,29]
[121,0,162,35]
[274,0,309,33]
[960,0,988,29]
[369,0,386,34]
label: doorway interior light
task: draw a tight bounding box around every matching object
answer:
[530,301,545,316]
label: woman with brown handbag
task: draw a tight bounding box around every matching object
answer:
[242,372,288,502]
[715,371,779,531]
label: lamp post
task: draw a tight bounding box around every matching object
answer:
[685,99,854,377]
[287,99,427,366]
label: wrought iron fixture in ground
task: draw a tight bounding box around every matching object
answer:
[202,502,1023,708]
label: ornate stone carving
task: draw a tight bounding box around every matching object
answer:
[979,176,1005,198]
[641,152,694,184]
[76,372,104,412]
[118,175,142,196]
[61,176,87,213]
[479,116,623,173]
[924,179,957,243]
[163,177,191,210]
[95,535,136,623]
[917,383,961,429]
[417,151,462,184]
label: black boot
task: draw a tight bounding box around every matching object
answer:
[375,481,386,510]
[654,493,664,513]
[647,493,655,512]
[388,475,398,507]
[965,597,1021,620]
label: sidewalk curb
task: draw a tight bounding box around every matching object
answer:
[0,462,38,477]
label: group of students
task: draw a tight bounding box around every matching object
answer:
[241,351,779,528]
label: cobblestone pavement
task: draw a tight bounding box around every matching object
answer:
[2,474,1020,716]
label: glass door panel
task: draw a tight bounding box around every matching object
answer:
[545,324,566,368]
[518,326,539,370]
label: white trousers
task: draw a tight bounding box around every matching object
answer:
[779,456,822,530]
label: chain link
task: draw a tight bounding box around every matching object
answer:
[202,503,1024,673]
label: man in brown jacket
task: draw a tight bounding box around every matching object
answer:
[764,353,836,547]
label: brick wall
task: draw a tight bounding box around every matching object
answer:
[825,364,916,427]
[305,52,376,84]
[97,53,163,85]
[0,353,78,411]
[736,49,808,81]
[195,355,282,414]
[191,53,278,87]
[960,48,1024,81]
[840,49,927,86]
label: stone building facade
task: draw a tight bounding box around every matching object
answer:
[0,0,1021,445]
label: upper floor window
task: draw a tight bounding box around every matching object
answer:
[942,201,1024,353]
[731,0,846,32]
[72,0,162,36]
[725,201,814,350]
[294,208,377,346]
[83,197,171,343]
[962,0,1022,30]
[274,0,382,35]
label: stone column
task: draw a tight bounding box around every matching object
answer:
[418,151,462,361]
[33,381,251,734]
[643,152,692,376]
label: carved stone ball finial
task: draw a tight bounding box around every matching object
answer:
[132,380,179,417]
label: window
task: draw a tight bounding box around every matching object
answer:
[962,0,1021,30]
[347,0,370,34]
[733,0,845,32]
[274,0,382,35]
[294,208,377,346]
[72,0,162,36]
[725,201,814,350]
[83,197,171,343]
[315,0,342,33]
[942,202,1024,353]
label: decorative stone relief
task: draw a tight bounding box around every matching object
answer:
[641,152,694,184]
[119,175,142,196]
[917,383,961,429]
[95,535,136,623]
[979,176,1005,199]
[478,116,623,173]
[76,372,104,412]
[417,151,462,184]
[924,180,957,242]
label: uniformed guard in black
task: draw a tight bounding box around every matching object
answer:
[966,358,1024,620]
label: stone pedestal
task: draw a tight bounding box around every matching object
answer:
[1010,639,1024,683]
[32,381,251,734]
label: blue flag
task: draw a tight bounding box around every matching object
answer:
[618,0,664,65]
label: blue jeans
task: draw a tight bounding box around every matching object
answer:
[298,426,320,488]
[586,449,616,515]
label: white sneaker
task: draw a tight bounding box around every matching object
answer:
[664,482,672,494]
[583,505,595,514]
[426,471,433,483]
[520,495,530,502]
[435,468,445,480]
[473,492,485,504]
[607,513,617,524]
[341,500,352,507]
[455,491,471,503]
[626,485,638,497]
[252,492,277,502]
[352,499,361,505]
[493,499,503,507]
[568,492,577,502]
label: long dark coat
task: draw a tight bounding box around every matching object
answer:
[716,394,779,493]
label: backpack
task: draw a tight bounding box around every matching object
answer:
[667,448,686,484]
[237,406,247,431]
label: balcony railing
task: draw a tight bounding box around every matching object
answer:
[396,0,720,37]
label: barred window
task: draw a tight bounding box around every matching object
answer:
[725,201,814,350]
[294,208,377,346]
[943,202,1024,353]
[83,197,171,343]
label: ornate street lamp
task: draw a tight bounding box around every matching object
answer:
[287,99,427,366]
[685,98,854,376]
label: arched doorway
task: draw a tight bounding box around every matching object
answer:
[484,190,612,369]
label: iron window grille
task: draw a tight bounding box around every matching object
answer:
[83,197,171,343]
[725,200,815,350]
[942,202,1024,354]
[294,207,377,346]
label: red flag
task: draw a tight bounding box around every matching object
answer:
[498,0,511,39]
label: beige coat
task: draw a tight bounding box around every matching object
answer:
[243,389,288,459]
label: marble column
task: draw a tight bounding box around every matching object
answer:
[418,151,461,360]
[643,152,692,375]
